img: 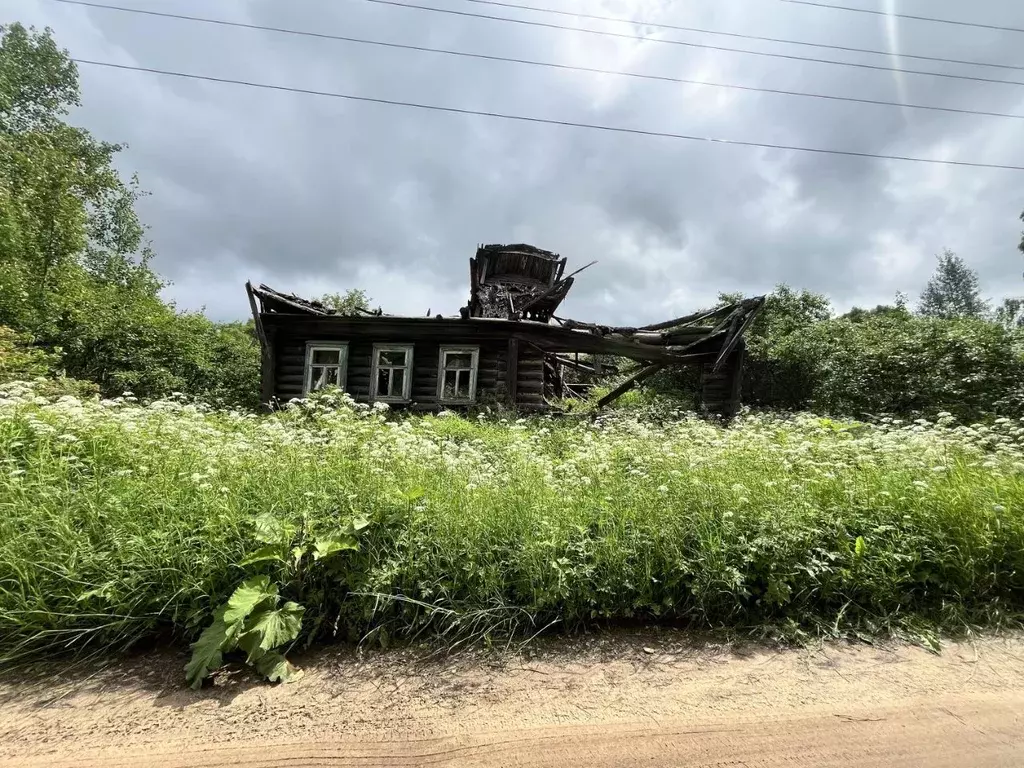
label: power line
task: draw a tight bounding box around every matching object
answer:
[778,0,1024,35]
[72,58,1024,171]
[360,0,1024,88]
[459,0,1024,73]
[50,0,1024,121]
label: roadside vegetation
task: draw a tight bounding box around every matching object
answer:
[2,383,1022,685]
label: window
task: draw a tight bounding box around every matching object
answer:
[371,344,413,402]
[303,342,348,395]
[438,346,480,404]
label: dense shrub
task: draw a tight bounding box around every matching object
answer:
[741,313,1024,422]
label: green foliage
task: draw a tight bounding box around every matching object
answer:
[0,325,56,381]
[683,285,1024,424]
[184,576,304,689]
[317,289,371,315]
[751,313,1024,422]
[995,298,1024,330]
[0,23,259,408]
[917,249,989,320]
[185,506,367,687]
[3,385,1024,684]
[721,284,833,350]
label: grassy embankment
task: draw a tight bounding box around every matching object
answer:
[2,382,1023,668]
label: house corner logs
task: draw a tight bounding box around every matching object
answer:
[506,337,519,406]
[699,337,746,419]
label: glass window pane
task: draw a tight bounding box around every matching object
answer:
[311,365,338,391]
[377,368,391,396]
[456,370,471,398]
[444,353,473,370]
[312,349,341,365]
[391,368,405,396]
[379,350,407,366]
[443,370,459,400]
[442,370,472,401]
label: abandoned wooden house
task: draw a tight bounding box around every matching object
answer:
[245,243,764,415]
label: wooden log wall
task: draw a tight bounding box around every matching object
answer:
[271,330,545,409]
[698,340,746,419]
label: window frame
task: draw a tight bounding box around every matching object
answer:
[303,341,349,396]
[370,343,414,403]
[437,345,480,405]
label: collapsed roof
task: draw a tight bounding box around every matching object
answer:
[466,243,578,322]
[245,243,765,408]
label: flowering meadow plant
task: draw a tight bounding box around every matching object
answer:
[2,382,1022,672]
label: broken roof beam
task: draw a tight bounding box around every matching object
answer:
[597,363,666,408]
[252,284,330,316]
[711,296,766,372]
[638,296,767,332]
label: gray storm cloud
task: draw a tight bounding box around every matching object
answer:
[9,0,1024,323]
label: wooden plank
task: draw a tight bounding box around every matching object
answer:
[597,363,666,408]
[506,338,519,406]
[516,380,545,394]
[727,343,746,415]
[712,306,762,373]
[261,327,276,409]
[639,307,724,331]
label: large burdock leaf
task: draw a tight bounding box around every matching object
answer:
[254,651,303,684]
[253,512,297,544]
[312,533,359,561]
[239,545,287,568]
[238,601,305,662]
[185,607,234,689]
[224,575,278,625]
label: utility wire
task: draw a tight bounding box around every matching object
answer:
[778,0,1024,35]
[49,0,1024,121]
[360,0,1024,88]
[459,0,1024,72]
[71,58,1024,171]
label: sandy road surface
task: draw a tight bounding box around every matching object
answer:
[1,631,1022,767]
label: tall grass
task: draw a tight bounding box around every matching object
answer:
[1,382,1023,662]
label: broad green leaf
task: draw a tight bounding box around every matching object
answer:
[254,651,303,684]
[238,601,305,661]
[239,545,287,567]
[350,515,371,534]
[184,611,231,689]
[402,487,425,503]
[253,512,296,544]
[854,536,866,557]
[312,533,359,561]
[223,575,278,625]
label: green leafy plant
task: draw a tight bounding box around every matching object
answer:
[184,511,369,689]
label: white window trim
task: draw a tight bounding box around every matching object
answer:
[370,343,414,403]
[437,346,480,404]
[303,341,349,396]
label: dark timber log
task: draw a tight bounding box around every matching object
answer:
[597,363,666,408]
[506,338,519,406]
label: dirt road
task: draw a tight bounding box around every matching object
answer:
[2,631,1022,767]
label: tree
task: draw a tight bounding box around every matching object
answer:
[995,297,1024,329]
[718,284,832,348]
[841,294,911,323]
[317,289,371,315]
[0,23,259,405]
[0,23,149,333]
[917,249,989,320]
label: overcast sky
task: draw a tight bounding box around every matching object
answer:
[10,0,1024,323]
